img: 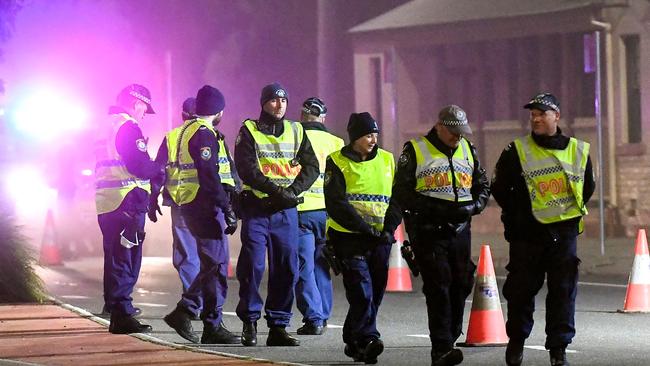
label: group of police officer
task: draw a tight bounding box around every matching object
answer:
[95,82,593,366]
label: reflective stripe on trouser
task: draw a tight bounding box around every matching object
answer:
[98,209,144,317]
[236,206,299,327]
[177,208,229,326]
[296,210,329,324]
[170,205,201,309]
[412,226,475,348]
[341,244,391,347]
[502,236,578,349]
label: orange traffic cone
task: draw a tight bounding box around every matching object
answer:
[618,229,650,313]
[386,224,412,292]
[39,209,62,266]
[458,244,507,347]
[228,257,235,279]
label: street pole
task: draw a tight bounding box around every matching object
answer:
[595,30,606,256]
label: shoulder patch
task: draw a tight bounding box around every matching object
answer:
[398,152,409,167]
[135,138,147,152]
[323,170,331,187]
[235,132,243,145]
[200,147,212,161]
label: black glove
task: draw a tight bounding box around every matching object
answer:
[322,243,343,276]
[224,207,238,235]
[378,230,396,246]
[270,186,300,210]
[400,240,419,277]
[147,196,162,223]
[450,202,476,224]
[367,227,382,240]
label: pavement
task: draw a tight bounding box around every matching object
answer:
[0,229,642,365]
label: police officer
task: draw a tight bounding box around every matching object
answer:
[294,97,344,335]
[155,85,240,344]
[392,105,490,366]
[324,112,401,364]
[234,82,319,347]
[95,84,163,334]
[150,96,240,323]
[491,93,595,366]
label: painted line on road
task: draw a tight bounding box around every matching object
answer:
[60,295,90,299]
[223,311,237,316]
[133,302,168,308]
[406,334,429,338]
[496,275,625,288]
[326,324,343,329]
[525,345,578,354]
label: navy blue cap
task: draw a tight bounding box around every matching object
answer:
[195,85,225,116]
[524,92,560,113]
[347,112,379,142]
[260,82,288,106]
[118,84,155,114]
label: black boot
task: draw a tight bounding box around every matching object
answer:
[164,306,199,343]
[362,338,384,364]
[506,339,524,366]
[241,321,257,346]
[431,347,463,366]
[549,347,569,366]
[297,321,325,335]
[109,313,152,334]
[201,322,241,344]
[266,326,300,346]
[344,343,364,362]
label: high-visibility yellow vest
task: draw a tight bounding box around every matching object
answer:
[165,118,217,205]
[326,148,394,233]
[514,135,589,225]
[216,139,235,188]
[297,129,344,212]
[410,137,474,202]
[95,113,151,214]
[241,119,304,198]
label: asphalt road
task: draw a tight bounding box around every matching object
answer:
[40,256,650,366]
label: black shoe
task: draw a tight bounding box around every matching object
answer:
[431,348,463,366]
[201,322,241,344]
[344,343,364,362]
[101,306,141,317]
[164,306,199,343]
[506,339,524,366]
[108,313,152,334]
[297,321,325,335]
[241,321,257,346]
[362,338,384,364]
[266,326,300,346]
[549,347,569,366]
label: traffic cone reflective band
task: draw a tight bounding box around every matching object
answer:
[386,224,412,292]
[39,209,62,266]
[459,244,507,346]
[618,229,650,313]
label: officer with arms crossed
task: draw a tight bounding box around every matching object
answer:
[150,86,240,344]
[95,84,163,334]
[324,112,401,364]
[491,93,595,366]
[234,82,319,347]
[294,97,344,335]
[392,105,490,366]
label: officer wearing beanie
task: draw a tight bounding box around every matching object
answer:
[234,82,319,347]
[95,83,164,334]
[392,105,490,366]
[324,112,401,364]
[152,85,240,345]
[294,97,344,336]
[492,93,594,366]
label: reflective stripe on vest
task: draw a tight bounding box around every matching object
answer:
[514,135,589,224]
[217,139,235,187]
[241,119,303,198]
[326,148,395,233]
[410,137,474,202]
[297,129,344,212]
[165,118,216,205]
[95,113,151,214]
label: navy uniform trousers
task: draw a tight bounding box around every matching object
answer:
[502,234,579,349]
[340,243,391,348]
[412,225,476,349]
[236,204,299,327]
[98,207,145,316]
[296,209,331,326]
[174,207,230,327]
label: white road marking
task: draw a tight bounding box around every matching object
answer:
[525,345,578,353]
[135,288,170,295]
[60,295,90,299]
[133,302,168,308]
[223,311,237,316]
[406,334,429,338]
[326,324,343,329]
